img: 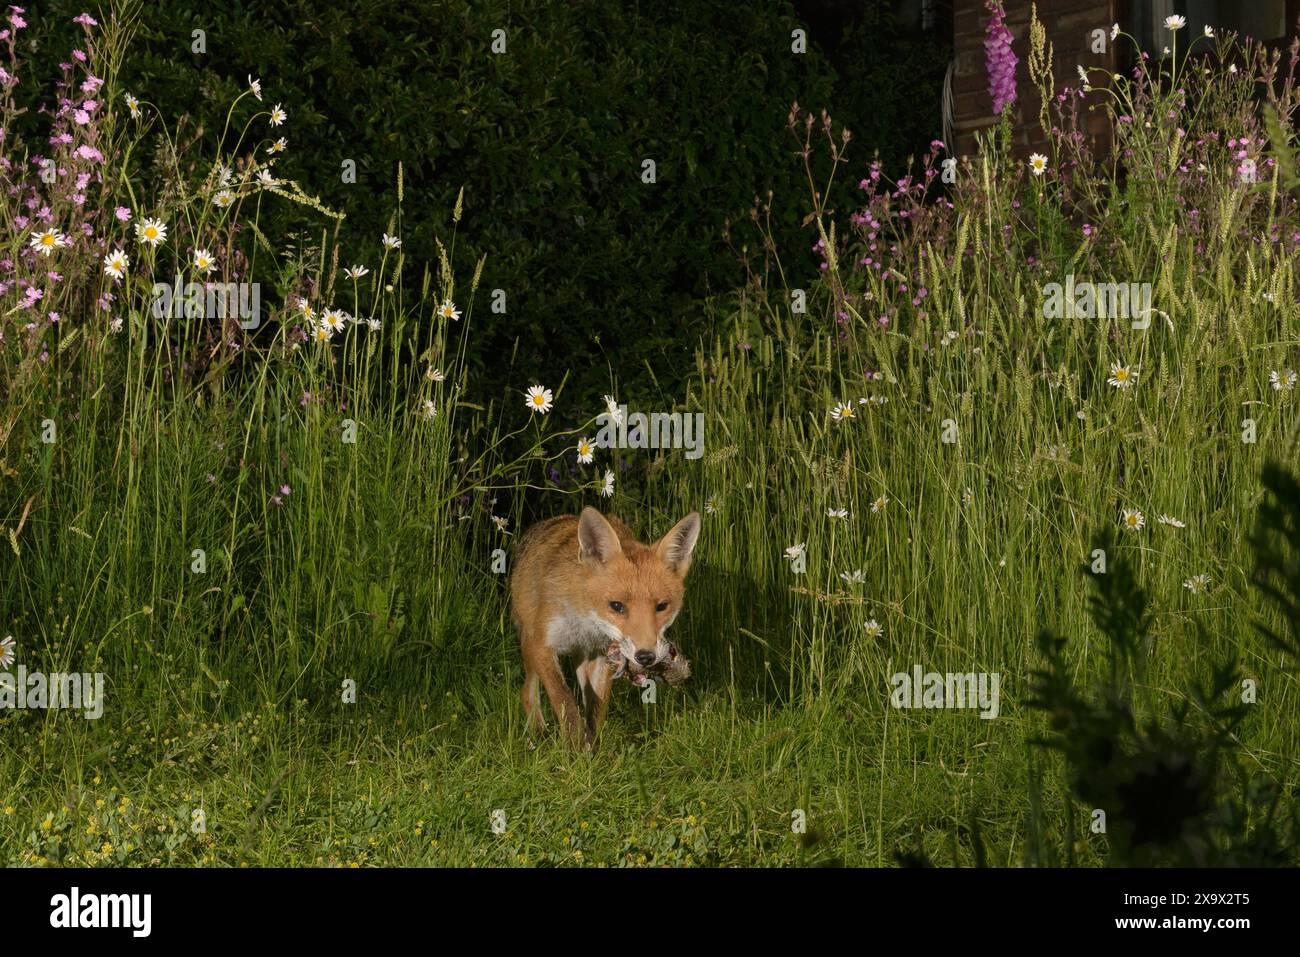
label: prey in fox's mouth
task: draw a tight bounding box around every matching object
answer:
[605,639,691,687]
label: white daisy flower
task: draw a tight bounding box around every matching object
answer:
[213,190,235,209]
[840,569,866,584]
[320,309,347,335]
[525,385,553,414]
[784,543,806,561]
[863,619,884,640]
[830,401,857,421]
[1157,514,1186,529]
[1028,153,1048,176]
[248,75,263,100]
[268,103,287,126]
[1107,362,1137,389]
[599,469,615,498]
[296,298,315,321]
[192,249,216,275]
[257,169,278,187]
[426,367,446,382]
[492,515,511,535]
[827,508,849,519]
[125,92,141,119]
[870,494,889,513]
[382,233,401,249]
[1120,508,1145,532]
[603,394,623,425]
[268,137,287,154]
[1164,14,1186,31]
[438,299,461,321]
[422,399,438,419]
[0,635,13,668]
[1204,25,1214,38]
[1269,369,1297,392]
[345,265,369,280]
[575,437,595,464]
[109,316,124,334]
[29,228,69,256]
[1183,574,1210,594]
[704,497,718,515]
[136,217,167,246]
[103,249,129,279]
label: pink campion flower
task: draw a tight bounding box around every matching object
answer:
[984,0,1018,115]
[82,99,97,111]
[115,206,131,221]
[73,110,90,124]
[73,13,98,26]
[72,49,86,61]
[8,11,26,30]
[75,144,102,161]
[80,76,102,93]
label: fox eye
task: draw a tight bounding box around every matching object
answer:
[656,601,669,613]
[608,601,626,614]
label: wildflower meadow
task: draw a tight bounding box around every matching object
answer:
[0,1,1298,891]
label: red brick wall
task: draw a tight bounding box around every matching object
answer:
[952,0,1118,157]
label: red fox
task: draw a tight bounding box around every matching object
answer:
[510,507,701,748]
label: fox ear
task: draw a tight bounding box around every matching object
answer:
[655,511,701,578]
[578,507,623,566]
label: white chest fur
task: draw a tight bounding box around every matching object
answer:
[544,608,620,657]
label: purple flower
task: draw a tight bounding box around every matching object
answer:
[984,1,1018,115]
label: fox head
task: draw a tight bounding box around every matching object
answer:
[576,507,701,670]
